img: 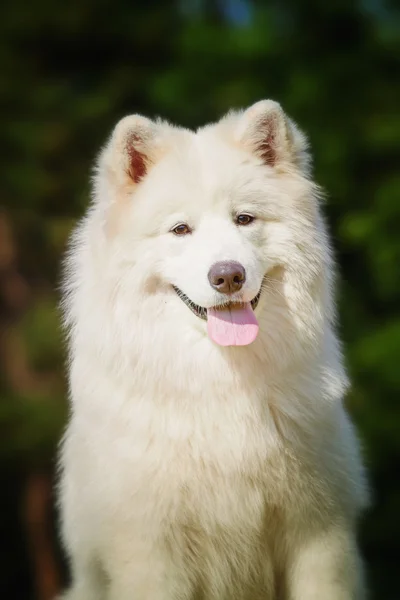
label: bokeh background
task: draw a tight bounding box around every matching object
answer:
[0,0,399,598]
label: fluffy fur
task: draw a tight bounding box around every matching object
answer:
[58,100,368,599]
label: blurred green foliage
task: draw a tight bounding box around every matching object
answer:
[0,0,399,598]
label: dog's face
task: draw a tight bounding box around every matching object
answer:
[90,101,330,355]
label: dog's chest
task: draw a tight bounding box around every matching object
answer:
[95,391,297,516]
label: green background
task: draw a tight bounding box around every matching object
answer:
[0,1,398,598]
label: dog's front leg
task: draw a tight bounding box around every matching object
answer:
[108,569,193,600]
[286,522,366,600]
[106,542,193,600]
[57,556,107,600]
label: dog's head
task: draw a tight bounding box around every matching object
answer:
[69,101,334,370]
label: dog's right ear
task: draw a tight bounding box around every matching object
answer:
[99,115,164,192]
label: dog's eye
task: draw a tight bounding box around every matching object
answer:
[236,214,255,226]
[171,223,191,236]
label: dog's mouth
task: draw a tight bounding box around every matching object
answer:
[173,286,262,321]
[173,285,261,347]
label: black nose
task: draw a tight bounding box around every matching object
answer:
[208,261,246,294]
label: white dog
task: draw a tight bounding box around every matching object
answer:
[58,100,368,599]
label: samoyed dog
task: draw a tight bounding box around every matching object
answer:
[58,100,368,599]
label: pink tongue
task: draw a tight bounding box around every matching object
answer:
[207,303,259,347]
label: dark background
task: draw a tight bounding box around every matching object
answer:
[0,1,399,598]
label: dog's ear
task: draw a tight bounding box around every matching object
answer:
[235,100,311,174]
[100,115,164,191]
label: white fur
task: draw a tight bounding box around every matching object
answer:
[58,100,368,599]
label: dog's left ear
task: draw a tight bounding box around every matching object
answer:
[235,100,311,174]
